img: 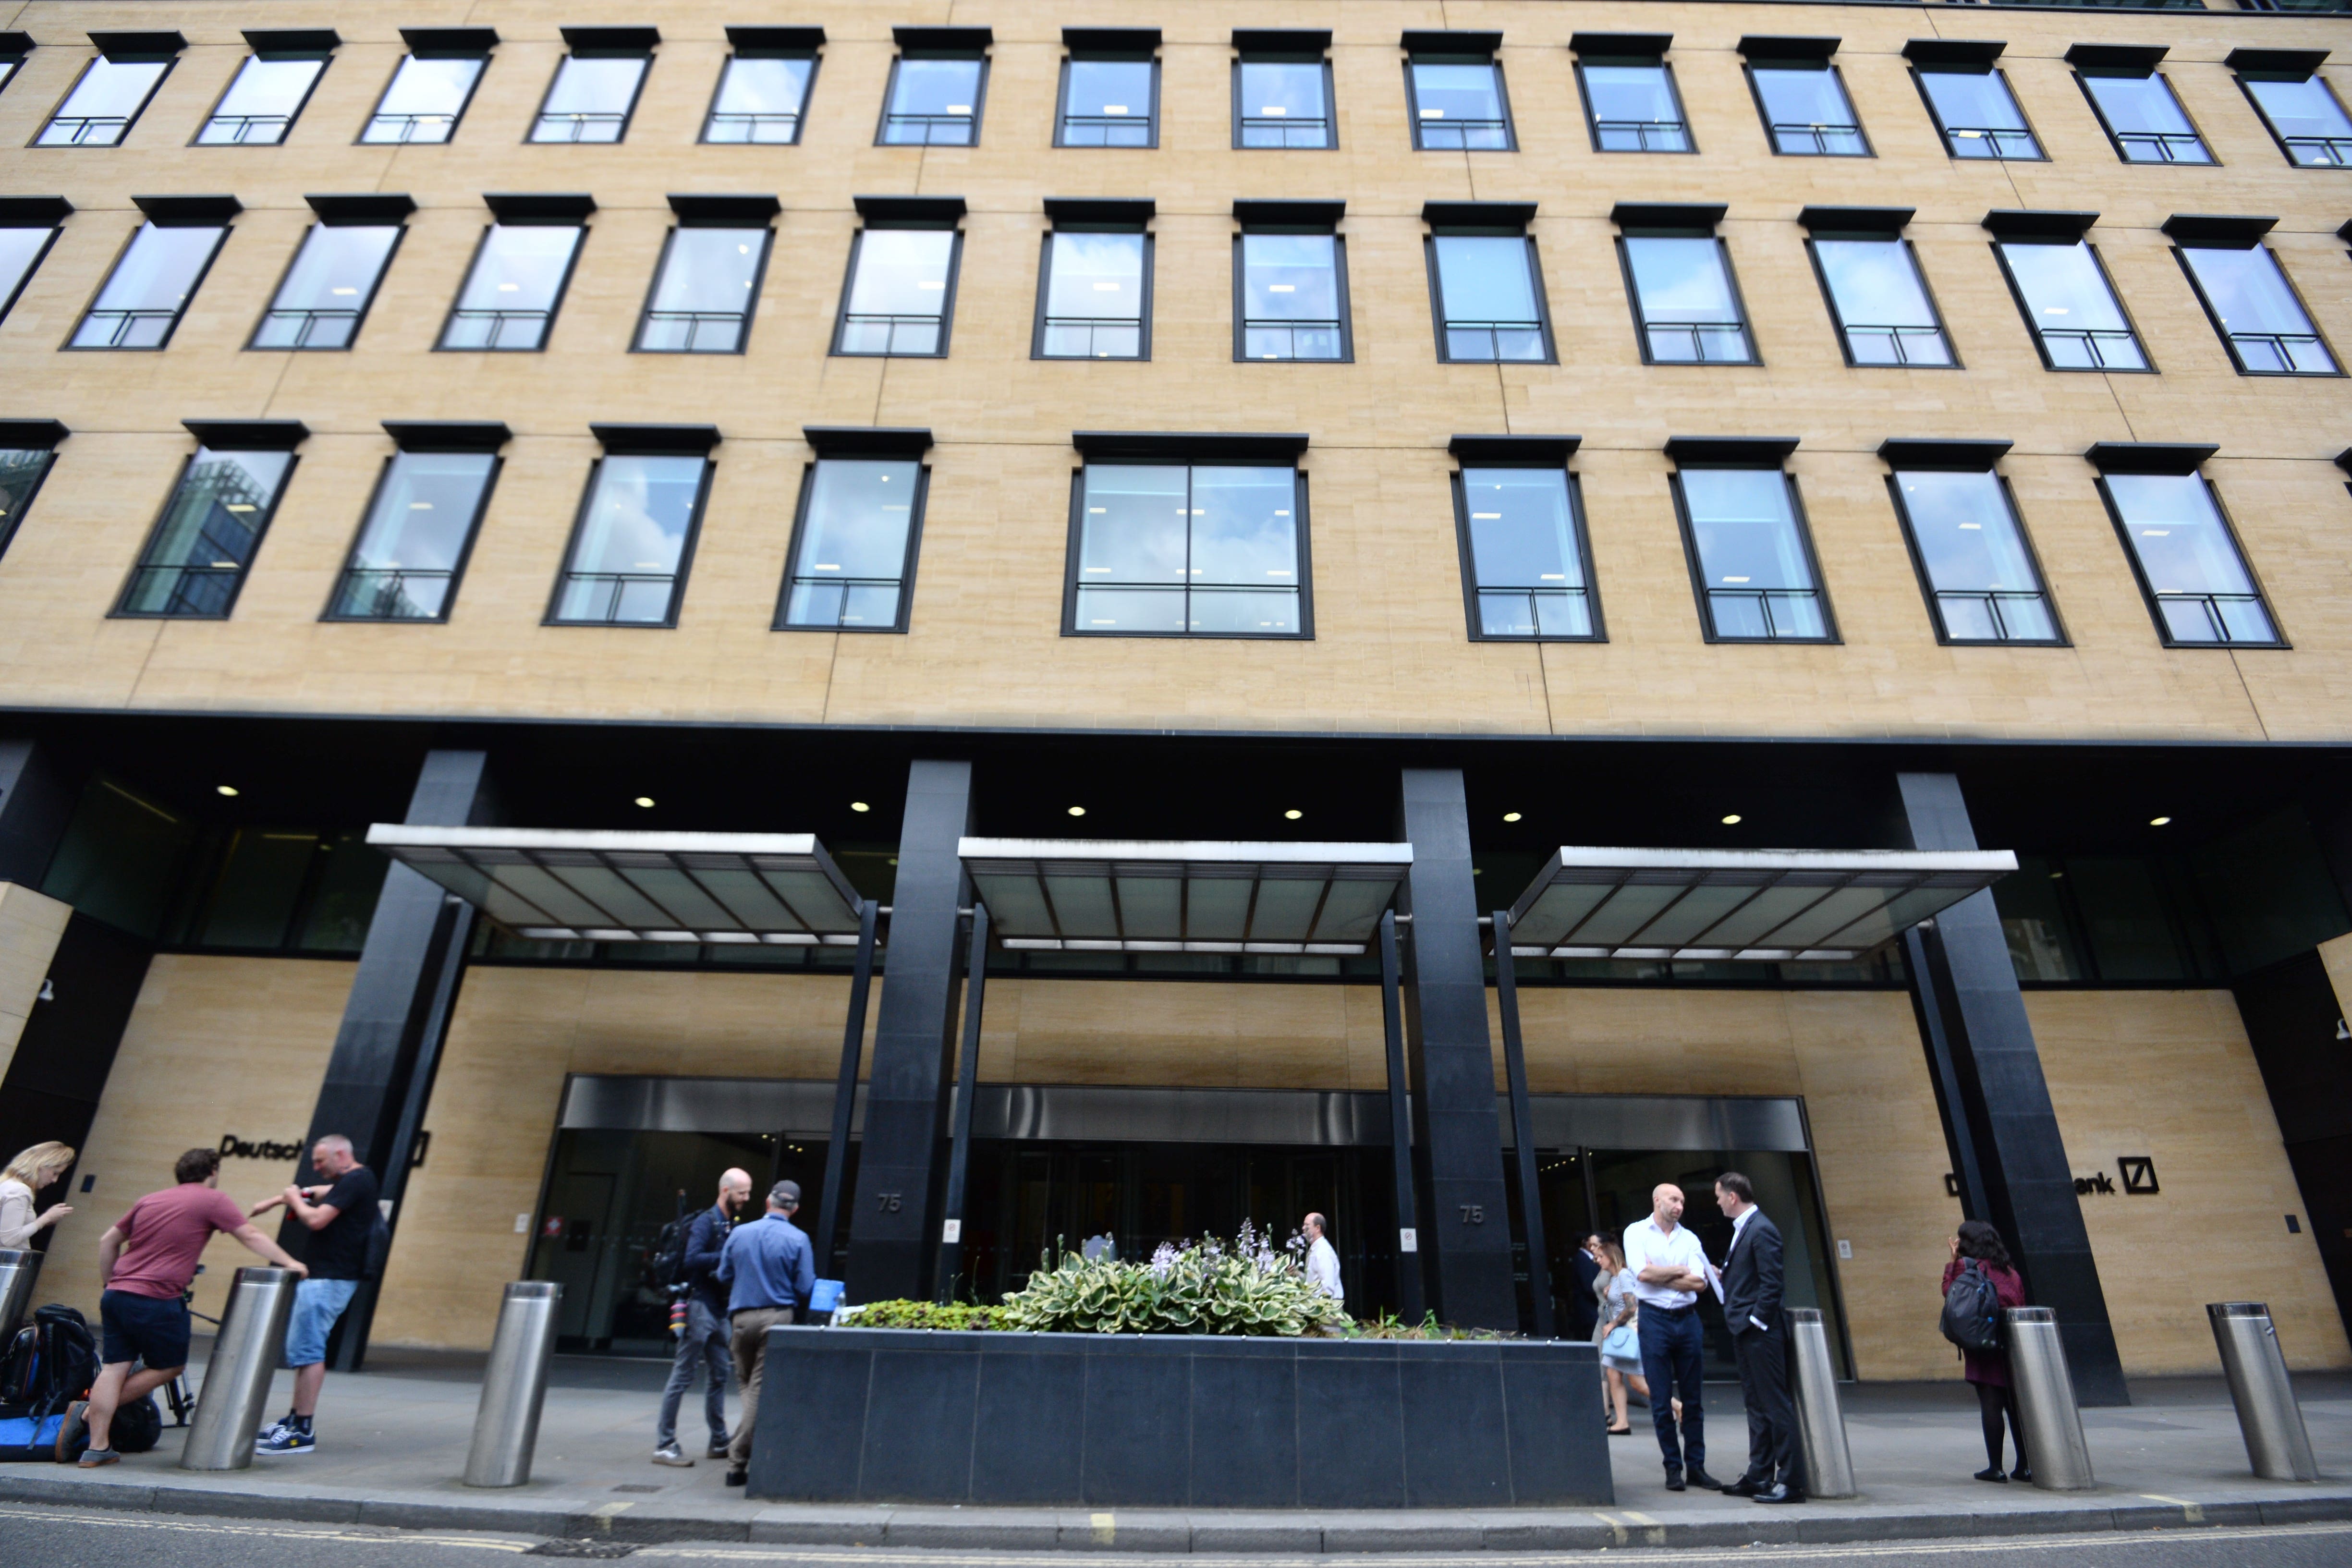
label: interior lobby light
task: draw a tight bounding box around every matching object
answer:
[850,801,870,813]
[634,796,656,808]
[1284,809,1303,820]
[216,785,239,797]
[1720,813,1742,825]
[1068,805,1086,816]
[1502,812,1522,823]
[2149,815,2172,826]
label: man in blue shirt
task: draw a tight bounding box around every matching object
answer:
[653,1167,749,1467]
[715,1179,816,1487]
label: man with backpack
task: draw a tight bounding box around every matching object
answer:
[653,1167,751,1467]
[245,1134,378,1455]
[65,1147,308,1468]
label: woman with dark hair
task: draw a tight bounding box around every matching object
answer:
[1942,1219,2029,1482]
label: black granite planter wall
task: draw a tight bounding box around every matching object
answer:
[746,1327,1612,1508]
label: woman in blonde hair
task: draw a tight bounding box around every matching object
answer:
[0,1141,77,1249]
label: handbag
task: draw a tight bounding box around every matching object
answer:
[1601,1323,1638,1360]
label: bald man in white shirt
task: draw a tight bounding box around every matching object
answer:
[1623,1181,1722,1493]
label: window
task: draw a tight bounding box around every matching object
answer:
[1036,200,1151,359]
[1574,33,1692,152]
[1426,202,1551,363]
[1909,43,2043,161]
[834,197,964,357]
[635,195,777,353]
[2232,49,2352,166]
[2092,448,2280,646]
[251,194,408,350]
[0,38,25,99]
[1403,32,1512,151]
[2071,47,2211,164]
[327,424,505,621]
[1667,440,1832,643]
[1989,216,2148,371]
[879,27,990,146]
[1451,438,1600,641]
[361,28,493,144]
[530,27,656,144]
[1233,29,1334,148]
[37,36,178,146]
[549,428,717,627]
[705,27,820,143]
[196,32,334,145]
[1059,28,1159,147]
[778,430,932,632]
[0,422,65,563]
[1234,201,1350,361]
[1616,204,1756,365]
[439,196,591,352]
[116,422,304,619]
[2169,220,2338,375]
[1803,209,1954,367]
[0,197,69,325]
[1882,443,2060,644]
[1067,439,1310,638]
[1742,41,1868,156]
[70,198,235,350]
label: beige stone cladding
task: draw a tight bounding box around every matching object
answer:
[0,4,2343,739]
[0,882,70,1080]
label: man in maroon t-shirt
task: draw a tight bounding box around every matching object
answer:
[67,1147,307,1467]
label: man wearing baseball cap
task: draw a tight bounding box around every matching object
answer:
[713,1179,815,1489]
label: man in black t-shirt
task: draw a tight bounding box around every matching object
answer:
[246,1134,379,1455]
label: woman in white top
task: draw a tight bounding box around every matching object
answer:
[0,1141,76,1250]
[1592,1238,1653,1435]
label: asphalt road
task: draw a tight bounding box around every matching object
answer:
[0,1507,2348,1568]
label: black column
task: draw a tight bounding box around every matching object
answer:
[0,738,78,887]
[845,760,972,1304]
[1396,768,1517,1330]
[1899,771,2128,1405]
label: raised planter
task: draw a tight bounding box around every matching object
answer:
[746,1326,1613,1508]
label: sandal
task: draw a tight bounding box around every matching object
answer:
[1608,1424,1633,1436]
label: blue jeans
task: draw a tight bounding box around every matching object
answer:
[1638,1305,1706,1473]
[282,1277,360,1368]
[657,1298,730,1447]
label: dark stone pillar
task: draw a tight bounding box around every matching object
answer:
[1899,771,2128,1405]
[0,738,79,887]
[1396,768,1517,1330]
[846,760,972,1304]
[289,749,492,1368]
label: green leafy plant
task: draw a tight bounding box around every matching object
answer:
[998,1224,1346,1337]
[835,1299,1012,1331]
[1340,1310,1509,1341]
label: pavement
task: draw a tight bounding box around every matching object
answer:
[0,1348,2346,1552]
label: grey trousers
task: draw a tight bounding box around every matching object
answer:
[726,1306,794,1475]
[655,1298,729,1447]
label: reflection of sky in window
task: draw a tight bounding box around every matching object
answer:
[1243,234,1338,320]
[1584,64,1680,123]
[2083,74,2196,138]
[74,225,219,344]
[2001,243,2129,333]
[889,58,981,117]
[2181,247,2320,340]
[1240,61,1325,120]
[0,228,56,314]
[2246,76,2352,140]
[1815,240,1936,326]
[2107,474,2255,598]
[1412,63,1503,121]
[649,229,765,314]
[1896,472,2038,595]
[42,59,167,136]
[1682,470,1814,590]
[1065,59,1152,117]
[1753,65,1854,127]
[795,460,917,579]
[1626,237,1738,320]
[569,455,704,577]
[458,226,582,312]
[1434,236,1536,321]
[201,57,322,140]
[1463,469,1582,589]
[1922,70,2029,130]
[342,452,496,616]
[365,55,481,140]
[1076,465,1299,634]
[538,56,645,119]
[270,226,398,314]
[714,57,811,120]
[1045,232,1143,320]
[849,229,954,317]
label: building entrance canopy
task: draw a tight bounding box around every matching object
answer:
[957,838,1414,954]
[364,826,865,944]
[1502,846,2016,962]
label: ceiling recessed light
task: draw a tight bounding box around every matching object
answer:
[1502,812,1522,823]
[216,785,239,798]
[1068,805,1086,817]
[634,797,656,808]
[1284,809,1303,820]
[850,801,870,813]
[1720,814,1742,826]
[2149,815,2171,827]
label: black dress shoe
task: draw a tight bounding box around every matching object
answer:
[1664,1471,1687,1492]
[1753,1484,1806,1505]
[1974,1466,2008,1483]
[1721,1475,1764,1496]
[724,1470,747,1488]
[1685,1467,1727,1492]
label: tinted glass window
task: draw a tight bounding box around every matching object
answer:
[363,54,482,144]
[1624,237,1753,364]
[1919,69,2040,159]
[2180,246,2335,374]
[0,59,16,96]
[1460,467,1594,639]
[330,450,498,620]
[1073,464,1302,636]
[2081,73,2210,163]
[1678,468,1826,641]
[553,454,707,625]
[533,54,645,143]
[707,55,812,142]
[1998,241,2145,371]
[119,447,293,617]
[1584,63,1689,151]
[440,224,583,351]
[2105,473,2276,645]
[638,227,767,352]
[0,448,57,561]
[1410,62,1509,150]
[253,224,399,349]
[2244,75,2352,166]
[780,458,922,629]
[1813,238,1950,366]
[1891,470,2056,643]
[0,226,59,321]
[839,229,956,355]
[1752,63,1864,156]
[1061,58,1154,146]
[1039,231,1145,359]
[1238,60,1329,147]
[198,55,324,145]
[883,57,983,145]
[1239,232,1345,361]
[72,223,224,349]
[38,58,169,146]
[1432,235,1546,362]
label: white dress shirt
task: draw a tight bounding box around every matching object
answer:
[1305,1235,1343,1300]
[1623,1215,1708,1310]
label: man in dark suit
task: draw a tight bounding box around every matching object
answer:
[1715,1172,1804,1504]
[1564,1232,1603,1341]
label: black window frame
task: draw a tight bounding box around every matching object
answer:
[1739,38,1871,158]
[544,426,719,631]
[528,30,656,146]
[1450,436,1604,644]
[0,197,70,325]
[0,420,66,564]
[322,422,508,624]
[1231,33,1336,150]
[1055,31,1161,150]
[830,197,966,360]
[359,29,496,146]
[1423,202,1555,365]
[1231,201,1353,364]
[2069,48,2213,166]
[0,37,29,102]
[774,427,935,635]
[1614,204,1759,367]
[66,198,237,353]
[195,33,337,147]
[1799,208,1959,370]
[1987,215,2153,375]
[36,39,181,148]
[2230,49,2352,168]
[1880,440,2066,648]
[1060,434,1315,643]
[1034,199,1154,362]
[247,193,411,352]
[1665,438,1838,645]
[112,420,306,622]
[1572,35,1695,155]
[702,27,823,146]
[2088,445,2285,651]
[632,194,779,356]
[875,30,992,148]
[2166,218,2340,377]
[435,195,594,354]
[1402,34,1515,153]
[1908,45,2047,163]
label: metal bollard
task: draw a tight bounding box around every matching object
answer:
[463,1282,561,1487]
[1787,1307,1857,1498]
[0,1249,42,1340]
[2207,1302,2318,1482]
[181,1266,297,1471]
[2005,1307,2095,1491]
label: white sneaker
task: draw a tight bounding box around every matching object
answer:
[652,1443,693,1467]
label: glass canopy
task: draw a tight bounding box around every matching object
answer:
[366,826,864,943]
[1503,846,2015,961]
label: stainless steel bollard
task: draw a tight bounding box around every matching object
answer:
[1787,1307,1857,1498]
[2005,1307,2095,1491]
[181,1266,297,1471]
[0,1248,42,1339]
[2207,1302,2318,1482]
[463,1282,561,1487]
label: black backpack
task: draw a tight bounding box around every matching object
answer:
[1940,1259,2005,1353]
[0,1305,99,1418]
[647,1211,695,1291]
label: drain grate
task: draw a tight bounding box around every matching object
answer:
[610,1484,664,1493]
[526,1542,638,1559]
